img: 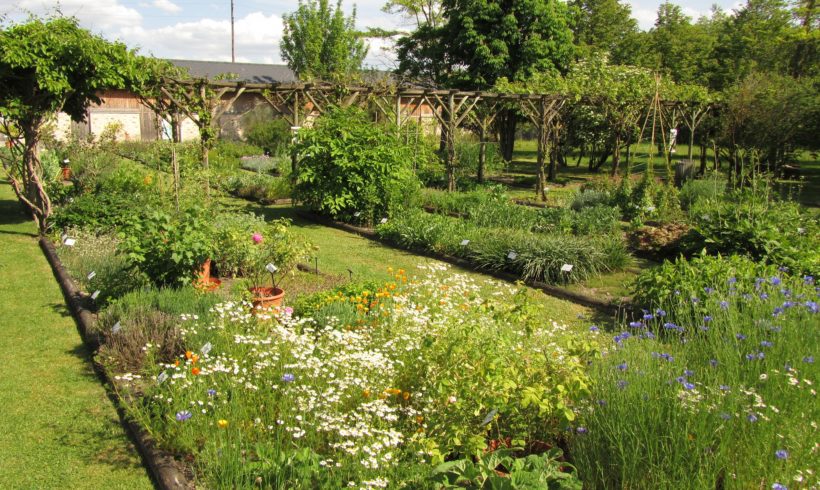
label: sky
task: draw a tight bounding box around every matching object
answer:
[1,0,744,69]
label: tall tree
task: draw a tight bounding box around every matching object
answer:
[0,16,139,233]
[281,0,368,81]
[383,0,444,28]
[568,0,640,65]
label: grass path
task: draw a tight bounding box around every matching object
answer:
[0,183,153,489]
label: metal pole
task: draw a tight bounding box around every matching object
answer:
[231,0,236,63]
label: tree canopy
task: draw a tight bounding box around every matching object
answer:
[281,0,368,81]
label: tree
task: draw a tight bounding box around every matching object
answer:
[568,0,640,65]
[0,16,139,233]
[281,0,368,81]
[383,0,444,28]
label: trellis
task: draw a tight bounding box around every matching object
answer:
[164,79,710,196]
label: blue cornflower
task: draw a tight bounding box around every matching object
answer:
[781,288,791,297]
[576,427,588,434]
[691,297,700,304]
[803,356,814,364]
[719,385,730,391]
[772,307,784,317]
[589,325,600,333]
[616,380,628,390]
[656,308,666,317]
[782,301,795,309]
[663,322,680,331]
[805,301,818,313]
[745,353,755,361]
[760,293,770,300]
[281,373,296,383]
[704,315,712,323]
[804,275,814,285]
[747,413,758,422]
[775,449,788,460]
[720,301,729,310]
[682,382,695,390]
[617,361,628,371]
[772,483,787,490]
[643,331,656,340]
[629,321,644,328]
[704,287,715,294]
[770,276,781,286]
[597,399,607,406]
[176,410,193,422]
[660,353,674,362]
[675,376,686,384]
[728,277,737,284]
[736,333,747,341]
[684,369,694,377]
[778,266,789,273]
[757,351,765,360]
[643,312,654,320]
[761,340,773,348]
[709,359,718,367]
[700,325,709,332]
[207,389,217,397]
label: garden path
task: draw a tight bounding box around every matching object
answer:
[0,182,153,489]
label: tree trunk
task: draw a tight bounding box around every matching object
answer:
[699,140,708,175]
[13,122,52,233]
[610,136,622,177]
[688,127,695,160]
[592,145,612,172]
[497,109,516,163]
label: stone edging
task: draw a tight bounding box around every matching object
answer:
[39,238,194,490]
[296,211,631,316]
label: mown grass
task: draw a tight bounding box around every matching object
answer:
[0,182,153,489]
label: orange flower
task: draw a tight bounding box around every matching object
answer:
[402,391,410,400]
[191,354,199,364]
[191,367,201,376]
[217,419,229,429]
[174,360,180,367]
[416,416,424,424]
[363,389,371,398]
[185,351,193,360]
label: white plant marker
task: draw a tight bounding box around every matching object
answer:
[87,271,96,280]
[201,342,212,356]
[265,263,278,273]
[507,251,518,260]
[354,211,361,217]
[63,158,70,165]
[61,233,68,243]
[112,321,121,334]
[63,238,76,247]
[460,239,470,246]
[90,290,101,300]
[561,264,574,272]
[157,371,169,384]
[380,218,388,224]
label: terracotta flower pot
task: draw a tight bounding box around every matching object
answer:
[61,167,71,180]
[194,277,222,292]
[249,286,285,311]
[197,259,212,281]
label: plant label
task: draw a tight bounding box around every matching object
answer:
[112,321,121,334]
[797,227,805,234]
[561,264,574,272]
[290,126,301,131]
[61,233,68,242]
[201,342,212,355]
[460,239,470,246]
[507,251,517,260]
[354,212,361,217]
[646,205,656,212]
[266,263,278,273]
[157,371,169,384]
[63,238,76,247]
[380,218,388,224]
[87,271,96,280]
[63,158,70,164]
[481,408,498,425]
[90,290,101,300]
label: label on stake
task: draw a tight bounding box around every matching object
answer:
[90,290,101,300]
[112,322,121,334]
[201,342,212,355]
[353,211,361,217]
[63,238,76,247]
[157,372,169,384]
[380,218,388,224]
[507,251,518,260]
[561,264,574,272]
[265,263,278,273]
[460,239,470,246]
[87,271,96,280]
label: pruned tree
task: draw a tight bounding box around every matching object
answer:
[0,16,139,233]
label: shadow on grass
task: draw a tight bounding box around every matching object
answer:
[0,195,35,231]
[48,301,72,318]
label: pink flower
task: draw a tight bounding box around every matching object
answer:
[252,233,263,244]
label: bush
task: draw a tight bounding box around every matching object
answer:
[220,172,291,203]
[678,173,727,211]
[244,118,291,157]
[119,206,216,287]
[570,189,611,210]
[294,106,421,225]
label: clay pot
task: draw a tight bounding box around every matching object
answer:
[249,286,285,311]
[197,258,212,281]
[61,167,72,180]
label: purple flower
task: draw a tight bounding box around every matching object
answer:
[703,315,712,323]
[805,275,814,285]
[778,266,789,273]
[704,287,715,294]
[772,483,787,490]
[589,325,599,332]
[700,325,709,332]
[770,276,781,286]
[252,232,263,244]
[617,361,628,371]
[720,301,729,310]
[709,359,718,368]
[675,376,686,383]
[207,389,217,397]
[747,413,758,422]
[281,373,295,383]
[576,427,588,434]
[736,333,747,341]
[728,277,737,284]
[176,410,192,422]
[682,382,695,390]
[691,297,700,304]
[760,293,769,300]
[655,308,666,317]
[597,399,607,406]
[806,301,818,313]
[745,353,755,361]
[629,321,644,328]
[775,449,788,460]
[616,380,628,390]
[643,331,656,340]
[684,369,694,377]
[643,313,654,320]
[761,340,773,348]
[757,351,765,360]
[719,385,730,391]
[803,356,814,364]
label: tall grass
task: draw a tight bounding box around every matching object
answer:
[570,263,819,489]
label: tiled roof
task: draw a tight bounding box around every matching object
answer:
[168,59,298,84]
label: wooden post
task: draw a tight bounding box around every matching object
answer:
[291,91,300,174]
[478,122,486,183]
[536,96,548,201]
[446,91,457,192]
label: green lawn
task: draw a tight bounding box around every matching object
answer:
[221,198,600,328]
[0,182,153,489]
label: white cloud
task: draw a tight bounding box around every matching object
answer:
[7,0,142,30]
[151,0,181,14]
[122,12,284,62]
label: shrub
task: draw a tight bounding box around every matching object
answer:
[119,206,216,287]
[294,106,421,225]
[220,172,292,203]
[244,118,291,157]
[678,174,727,211]
[570,189,611,210]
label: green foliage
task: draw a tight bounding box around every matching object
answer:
[244,118,291,157]
[678,173,727,210]
[119,206,216,287]
[570,189,611,210]
[432,448,582,489]
[281,0,368,80]
[239,156,286,175]
[220,172,292,203]
[294,106,422,224]
[683,191,820,275]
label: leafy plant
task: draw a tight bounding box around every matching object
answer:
[431,448,582,489]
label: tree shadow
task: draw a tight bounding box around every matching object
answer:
[0,195,33,227]
[48,301,73,318]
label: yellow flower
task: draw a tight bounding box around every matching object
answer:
[217,419,228,429]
